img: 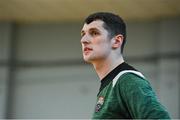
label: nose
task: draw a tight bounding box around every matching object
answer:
[81,34,91,44]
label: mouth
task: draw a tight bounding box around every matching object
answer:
[83,47,93,54]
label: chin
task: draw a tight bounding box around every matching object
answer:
[83,56,93,63]
[83,58,91,63]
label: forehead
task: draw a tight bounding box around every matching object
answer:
[81,20,105,31]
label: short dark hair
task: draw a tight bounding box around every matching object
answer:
[84,12,126,53]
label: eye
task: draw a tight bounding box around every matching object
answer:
[81,32,85,37]
[90,31,99,36]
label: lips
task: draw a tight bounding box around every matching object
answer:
[84,47,92,51]
[83,47,93,54]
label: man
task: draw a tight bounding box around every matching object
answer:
[80,12,170,119]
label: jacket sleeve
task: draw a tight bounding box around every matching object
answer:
[117,73,171,119]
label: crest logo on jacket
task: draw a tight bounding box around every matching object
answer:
[95,96,104,112]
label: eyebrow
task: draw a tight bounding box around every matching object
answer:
[81,27,100,35]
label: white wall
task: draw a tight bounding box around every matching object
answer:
[158,18,180,118]
[0,23,12,118]
[13,66,99,118]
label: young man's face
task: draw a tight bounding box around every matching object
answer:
[80,20,112,63]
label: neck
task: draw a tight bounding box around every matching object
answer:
[92,55,124,80]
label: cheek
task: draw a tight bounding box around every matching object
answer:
[94,40,111,53]
[94,36,109,46]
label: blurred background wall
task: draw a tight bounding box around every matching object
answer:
[0,0,180,119]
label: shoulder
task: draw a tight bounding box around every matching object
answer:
[113,70,150,88]
[114,72,153,95]
[120,72,150,86]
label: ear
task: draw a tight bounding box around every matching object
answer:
[112,34,123,49]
